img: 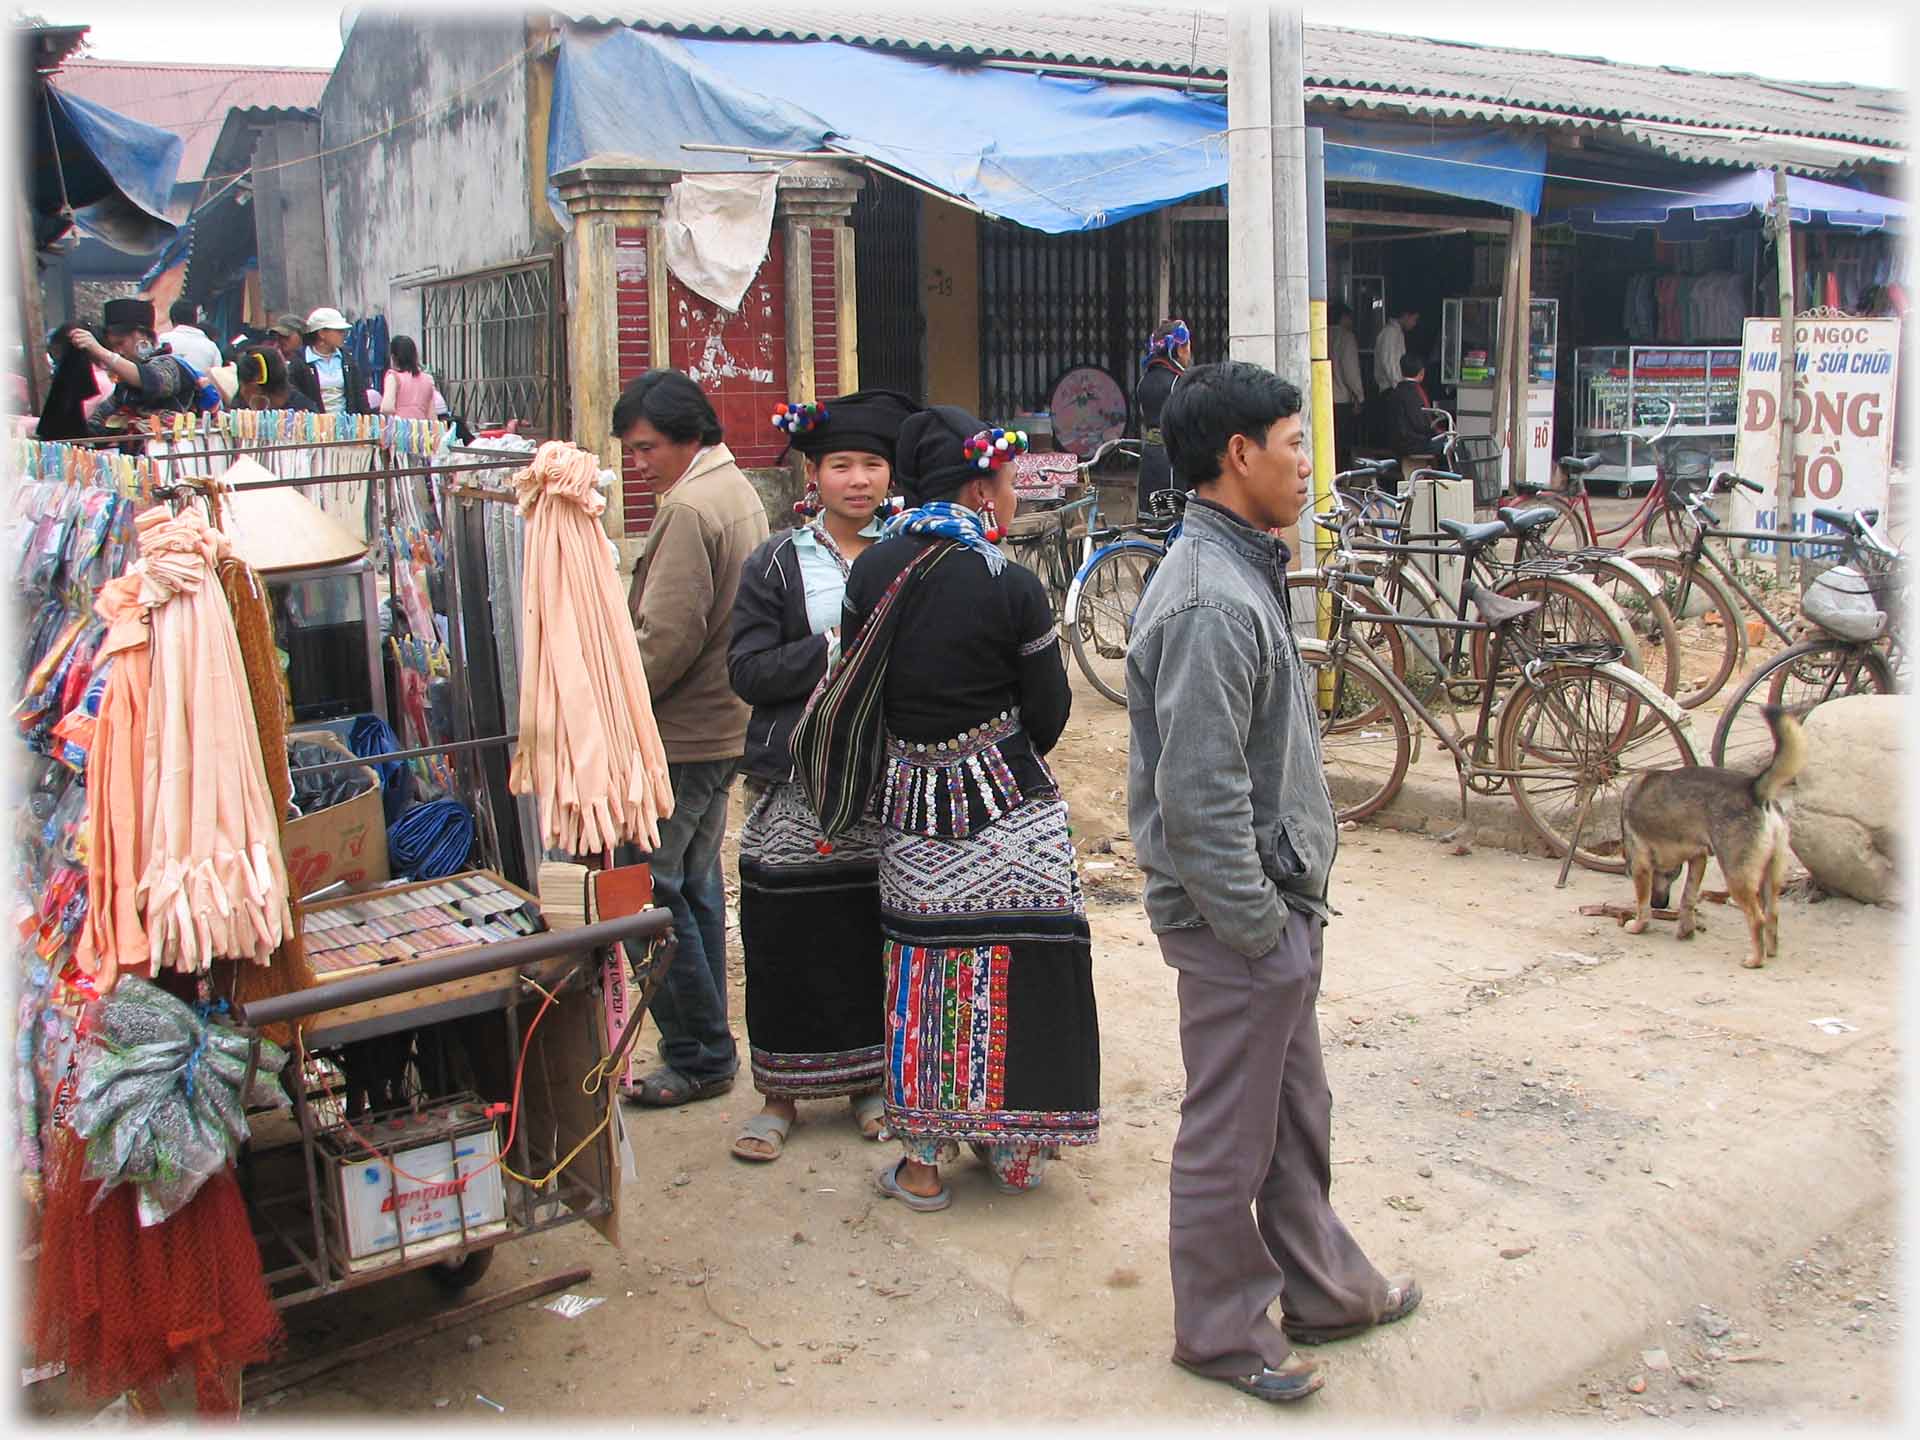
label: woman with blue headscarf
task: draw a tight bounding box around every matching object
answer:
[1135,318,1193,515]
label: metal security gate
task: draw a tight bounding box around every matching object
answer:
[420,255,564,437]
[979,198,1229,423]
[852,174,924,397]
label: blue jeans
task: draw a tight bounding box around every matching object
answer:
[619,758,739,1084]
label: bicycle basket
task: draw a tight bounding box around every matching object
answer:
[1454,437,1504,506]
[1662,445,1713,505]
[1800,564,1888,643]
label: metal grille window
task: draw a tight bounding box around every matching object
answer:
[419,256,562,435]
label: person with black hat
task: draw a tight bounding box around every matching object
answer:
[65,298,219,440]
[828,404,1102,1209]
[725,388,920,1163]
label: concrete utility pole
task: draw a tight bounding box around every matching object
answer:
[1227,4,1310,405]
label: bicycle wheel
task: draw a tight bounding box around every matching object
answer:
[1522,491,1590,551]
[1497,661,1699,873]
[1469,574,1642,684]
[1352,559,1449,704]
[1298,639,1411,822]
[1067,542,1161,705]
[1580,555,1682,701]
[1285,570,1407,702]
[1708,638,1895,772]
[1623,547,1745,709]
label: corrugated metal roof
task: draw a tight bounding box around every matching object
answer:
[51,59,331,182]
[560,4,1904,151]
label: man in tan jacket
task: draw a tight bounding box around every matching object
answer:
[616,369,771,1107]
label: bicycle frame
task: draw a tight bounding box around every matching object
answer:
[1662,497,1856,649]
[1544,399,1680,541]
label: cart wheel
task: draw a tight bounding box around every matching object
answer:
[430,1247,496,1295]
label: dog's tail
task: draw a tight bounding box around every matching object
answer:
[1751,705,1808,805]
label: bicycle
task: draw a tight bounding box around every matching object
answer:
[999,438,1143,666]
[1516,399,1703,552]
[1060,486,1183,704]
[1611,470,1859,710]
[1709,504,1907,771]
[1305,562,1699,882]
[1293,471,1643,706]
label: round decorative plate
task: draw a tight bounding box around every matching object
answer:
[1046,366,1128,458]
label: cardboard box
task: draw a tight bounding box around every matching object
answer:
[283,729,389,898]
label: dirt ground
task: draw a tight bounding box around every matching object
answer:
[195,653,1906,1428]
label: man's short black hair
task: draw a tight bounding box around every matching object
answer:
[1399,352,1425,379]
[168,301,198,327]
[611,368,723,445]
[1161,361,1303,490]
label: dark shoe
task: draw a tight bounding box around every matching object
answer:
[627,1064,735,1108]
[1283,1275,1423,1346]
[1172,1353,1324,1402]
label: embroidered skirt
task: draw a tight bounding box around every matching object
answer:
[738,780,886,1099]
[876,725,1100,1149]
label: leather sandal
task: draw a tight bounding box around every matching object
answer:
[1172,1353,1324,1402]
[1283,1275,1423,1346]
[628,1064,735,1108]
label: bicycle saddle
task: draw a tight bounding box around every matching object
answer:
[1558,454,1603,475]
[1497,505,1560,536]
[1436,517,1513,549]
[1465,582,1542,626]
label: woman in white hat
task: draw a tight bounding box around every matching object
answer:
[291,305,371,416]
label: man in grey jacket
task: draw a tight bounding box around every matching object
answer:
[1127,361,1419,1403]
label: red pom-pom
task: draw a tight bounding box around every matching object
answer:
[985,527,1005,543]
[815,839,835,855]
[775,402,790,415]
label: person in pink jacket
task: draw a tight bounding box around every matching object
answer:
[380,335,440,420]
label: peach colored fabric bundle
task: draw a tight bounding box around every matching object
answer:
[132,505,293,973]
[74,573,153,993]
[508,441,673,854]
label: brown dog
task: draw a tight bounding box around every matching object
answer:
[1619,706,1807,968]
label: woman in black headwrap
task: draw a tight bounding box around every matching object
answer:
[726,388,920,1163]
[1134,318,1192,514]
[835,405,1101,1210]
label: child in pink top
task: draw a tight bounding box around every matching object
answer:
[380,335,439,420]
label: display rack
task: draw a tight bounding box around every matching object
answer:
[1573,346,1741,494]
[1440,297,1559,493]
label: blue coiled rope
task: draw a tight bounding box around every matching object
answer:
[348,713,413,826]
[386,798,476,881]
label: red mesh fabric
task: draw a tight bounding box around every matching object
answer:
[29,1133,283,1414]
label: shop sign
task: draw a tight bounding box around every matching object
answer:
[1731,317,1900,559]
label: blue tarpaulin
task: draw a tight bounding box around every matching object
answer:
[1554,170,1906,237]
[35,85,184,254]
[548,29,1548,234]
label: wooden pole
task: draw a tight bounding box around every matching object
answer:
[16,198,50,413]
[1491,214,1525,484]
[1508,208,1534,496]
[1225,7,1277,369]
[1771,169,1797,582]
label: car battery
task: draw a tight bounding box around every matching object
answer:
[316,1093,508,1273]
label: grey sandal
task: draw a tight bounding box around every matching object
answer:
[873,1157,951,1212]
[850,1092,886,1140]
[731,1110,793,1162]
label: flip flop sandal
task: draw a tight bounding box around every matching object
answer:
[850,1092,886,1140]
[1283,1276,1423,1346]
[1172,1354,1324,1403]
[872,1157,951,1212]
[731,1110,793,1162]
[629,1064,736,1108]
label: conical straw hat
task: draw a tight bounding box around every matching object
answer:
[218,457,368,574]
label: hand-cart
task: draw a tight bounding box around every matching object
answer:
[228,905,673,1385]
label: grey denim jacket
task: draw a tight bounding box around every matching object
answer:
[1125,495,1338,958]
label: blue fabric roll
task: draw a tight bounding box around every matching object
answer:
[348,713,412,827]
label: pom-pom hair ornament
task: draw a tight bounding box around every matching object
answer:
[771,400,829,435]
[961,426,1030,470]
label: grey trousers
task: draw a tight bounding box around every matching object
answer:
[1161,911,1390,1376]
